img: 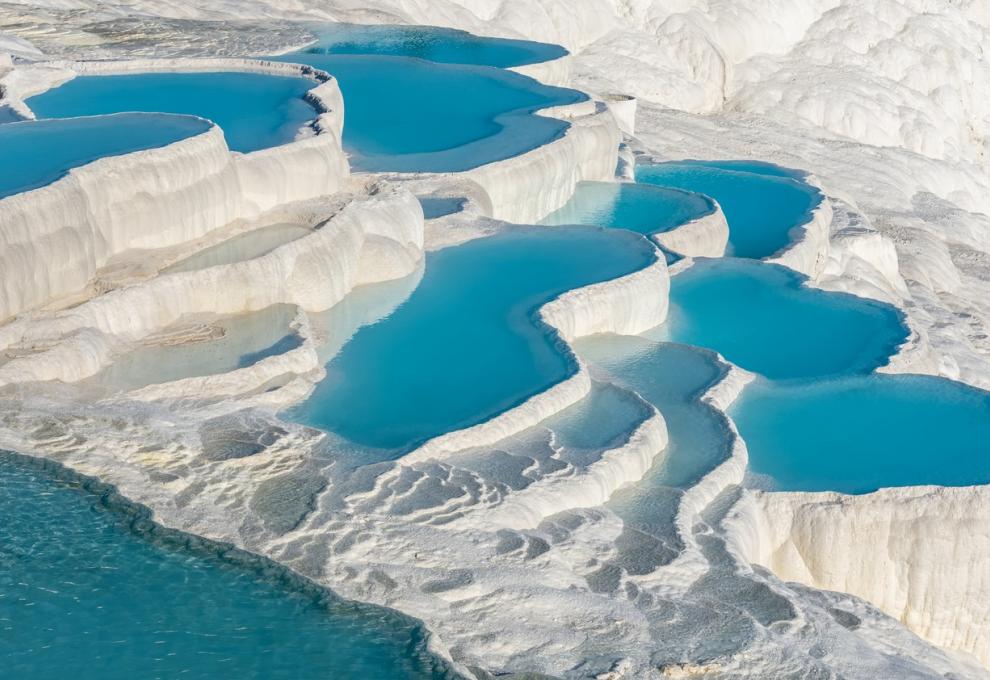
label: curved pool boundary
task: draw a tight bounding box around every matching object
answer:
[0,447,463,677]
[0,57,349,322]
[0,185,422,388]
[266,22,575,88]
[542,179,731,258]
[636,155,833,277]
[560,153,987,667]
[653,239,989,668]
[3,31,983,676]
[385,99,622,227]
[404,229,670,463]
[649,186,730,258]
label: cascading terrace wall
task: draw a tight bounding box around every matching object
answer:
[0,58,349,323]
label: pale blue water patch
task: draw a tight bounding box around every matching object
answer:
[164,223,313,274]
[303,23,567,67]
[418,196,466,219]
[541,181,715,236]
[577,336,731,490]
[27,72,317,153]
[0,113,210,199]
[575,336,732,572]
[636,160,821,258]
[0,451,456,678]
[733,374,990,493]
[547,380,654,460]
[657,259,908,380]
[287,227,656,452]
[93,304,301,392]
[269,53,583,172]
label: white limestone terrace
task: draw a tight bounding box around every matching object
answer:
[0,57,348,322]
[383,99,621,226]
[627,96,986,668]
[651,195,730,260]
[0,3,989,678]
[0,37,698,680]
[2,198,975,679]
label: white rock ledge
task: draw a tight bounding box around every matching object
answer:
[766,175,833,278]
[0,57,348,322]
[653,195,730,258]
[405,247,669,463]
[509,53,572,88]
[483,408,669,530]
[600,92,636,136]
[724,484,990,668]
[395,99,621,226]
[0,186,424,386]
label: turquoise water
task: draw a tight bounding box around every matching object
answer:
[0,114,210,199]
[303,23,567,67]
[271,52,582,172]
[93,305,301,392]
[733,375,990,493]
[659,259,907,380]
[676,159,806,180]
[27,72,317,153]
[0,106,25,123]
[164,223,313,274]
[0,451,454,679]
[288,227,655,451]
[541,181,715,236]
[530,159,984,496]
[418,196,466,219]
[636,161,821,258]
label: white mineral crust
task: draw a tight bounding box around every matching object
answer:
[2,1,989,676]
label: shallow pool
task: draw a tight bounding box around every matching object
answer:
[541,181,715,236]
[418,196,466,219]
[636,160,821,259]
[287,227,655,452]
[545,380,655,460]
[93,304,301,392]
[577,336,731,490]
[0,114,211,199]
[0,451,454,678]
[301,23,567,67]
[657,259,907,380]
[164,223,313,274]
[27,72,317,153]
[733,374,990,493]
[575,336,732,572]
[270,52,582,172]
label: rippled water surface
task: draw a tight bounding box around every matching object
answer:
[0,452,455,679]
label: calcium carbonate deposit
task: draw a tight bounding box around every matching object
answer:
[0,2,988,678]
